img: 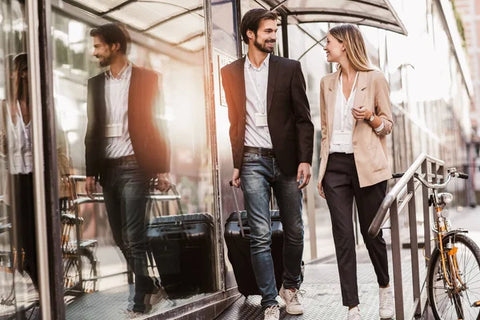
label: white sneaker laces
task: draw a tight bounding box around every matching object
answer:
[265,305,279,315]
[290,289,305,304]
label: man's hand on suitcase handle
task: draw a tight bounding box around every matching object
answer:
[297,162,311,189]
[153,173,171,192]
[231,169,241,188]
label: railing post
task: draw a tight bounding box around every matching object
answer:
[390,200,405,320]
[407,177,421,316]
[431,162,437,183]
[422,160,431,263]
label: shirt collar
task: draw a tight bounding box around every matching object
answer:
[245,53,270,71]
[105,62,132,80]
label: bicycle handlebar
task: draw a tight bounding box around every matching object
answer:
[392,169,468,190]
[457,172,469,179]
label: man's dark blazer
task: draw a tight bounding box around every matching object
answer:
[221,55,314,176]
[85,65,170,180]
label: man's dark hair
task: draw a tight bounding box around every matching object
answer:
[90,23,130,54]
[240,9,278,44]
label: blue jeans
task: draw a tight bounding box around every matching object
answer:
[101,159,156,312]
[241,152,304,307]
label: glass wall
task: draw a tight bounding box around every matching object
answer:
[51,1,215,318]
[0,0,41,318]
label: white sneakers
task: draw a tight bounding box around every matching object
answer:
[279,285,304,315]
[345,287,394,320]
[347,306,362,320]
[264,305,280,320]
[379,286,394,319]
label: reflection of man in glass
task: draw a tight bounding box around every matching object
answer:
[85,23,170,314]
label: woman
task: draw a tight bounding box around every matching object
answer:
[317,24,394,320]
[5,53,38,293]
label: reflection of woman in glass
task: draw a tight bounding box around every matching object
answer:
[5,53,38,292]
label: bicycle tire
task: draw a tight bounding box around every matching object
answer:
[78,247,98,293]
[63,248,97,294]
[428,233,480,320]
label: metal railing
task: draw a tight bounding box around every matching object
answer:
[67,175,183,286]
[368,153,445,320]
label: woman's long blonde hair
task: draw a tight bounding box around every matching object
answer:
[329,24,373,72]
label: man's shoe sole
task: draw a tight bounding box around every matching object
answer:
[285,309,304,315]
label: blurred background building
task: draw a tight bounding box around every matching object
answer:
[454,0,480,203]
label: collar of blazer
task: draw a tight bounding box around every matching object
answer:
[229,54,279,115]
[325,69,369,138]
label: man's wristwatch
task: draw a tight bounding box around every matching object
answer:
[367,113,375,122]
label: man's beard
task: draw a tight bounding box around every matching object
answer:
[98,55,112,67]
[254,38,275,53]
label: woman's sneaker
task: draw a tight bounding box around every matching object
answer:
[348,306,362,320]
[264,305,280,320]
[379,286,394,319]
[279,285,304,314]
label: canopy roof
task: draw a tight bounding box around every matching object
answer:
[63,0,205,52]
[255,0,407,35]
[63,0,407,54]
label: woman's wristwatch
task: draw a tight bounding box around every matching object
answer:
[367,113,375,122]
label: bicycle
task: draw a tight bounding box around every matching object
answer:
[60,209,98,295]
[402,168,480,319]
[61,176,99,296]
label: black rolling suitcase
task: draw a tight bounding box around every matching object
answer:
[147,187,215,297]
[224,183,284,296]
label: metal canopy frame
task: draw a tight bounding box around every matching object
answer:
[257,0,408,35]
[251,0,407,58]
[62,0,205,53]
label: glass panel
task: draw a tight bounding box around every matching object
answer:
[0,0,40,318]
[52,1,213,318]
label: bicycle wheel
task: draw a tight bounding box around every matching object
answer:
[63,254,80,292]
[428,233,480,320]
[78,248,97,293]
[63,249,97,294]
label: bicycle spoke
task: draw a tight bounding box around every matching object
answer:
[429,235,480,320]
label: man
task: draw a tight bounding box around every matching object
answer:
[85,23,170,314]
[221,9,314,320]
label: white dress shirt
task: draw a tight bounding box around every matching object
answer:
[329,72,358,154]
[6,101,32,174]
[104,62,134,159]
[244,54,273,149]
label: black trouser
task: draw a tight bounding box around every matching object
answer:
[12,173,38,288]
[322,153,389,307]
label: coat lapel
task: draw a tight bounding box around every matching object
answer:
[326,70,340,139]
[95,73,106,126]
[128,65,138,112]
[232,58,246,116]
[267,55,278,114]
[352,71,368,130]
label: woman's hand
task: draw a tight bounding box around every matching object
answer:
[352,106,372,121]
[317,182,325,199]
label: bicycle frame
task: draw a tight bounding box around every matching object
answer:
[416,170,471,306]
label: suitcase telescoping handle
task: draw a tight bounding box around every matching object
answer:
[229,181,245,237]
